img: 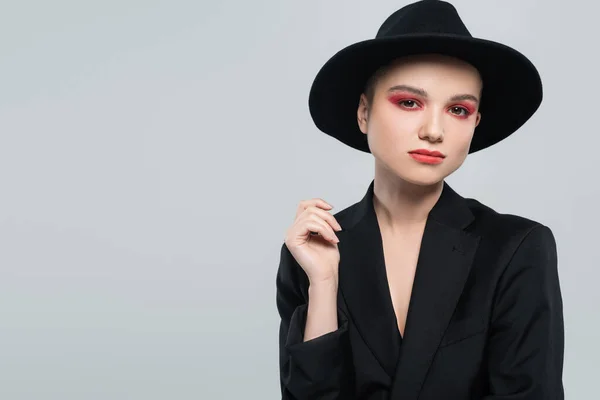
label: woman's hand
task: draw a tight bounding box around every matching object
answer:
[284,198,342,286]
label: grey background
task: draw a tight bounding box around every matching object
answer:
[0,0,596,398]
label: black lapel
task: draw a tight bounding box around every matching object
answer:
[389,180,480,400]
[337,179,480,398]
[338,183,401,378]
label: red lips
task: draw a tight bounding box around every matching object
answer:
[408,149,445,158]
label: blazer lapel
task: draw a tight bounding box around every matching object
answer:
[337,179,481,399]
[389,181,480,400]
[338,182,402,379]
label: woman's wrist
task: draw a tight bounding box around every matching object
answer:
[304,279,339,341]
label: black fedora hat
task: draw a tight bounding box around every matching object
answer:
[308,0,543,154]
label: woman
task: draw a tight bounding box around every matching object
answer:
[275,1,564,399]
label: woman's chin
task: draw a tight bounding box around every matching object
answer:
[375,154,457,186]
[391,169,449,187]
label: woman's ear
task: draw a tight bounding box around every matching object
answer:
[357,94,369,134]
[475,112,482,128]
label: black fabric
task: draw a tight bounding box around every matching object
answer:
[276,179,564,399]
[307,0,543,154]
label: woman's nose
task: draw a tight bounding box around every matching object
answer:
[419,109,444,142]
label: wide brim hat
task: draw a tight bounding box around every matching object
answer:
[308,0,543,154]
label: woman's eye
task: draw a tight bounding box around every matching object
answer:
[449,106,468,116]
[399,100,418,108]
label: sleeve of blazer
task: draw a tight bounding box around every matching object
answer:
[483,224,565,400]
[275,243,355,399]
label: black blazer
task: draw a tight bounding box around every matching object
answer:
[276,180,564,399]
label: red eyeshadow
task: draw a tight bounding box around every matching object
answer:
[387,93,419,103]
[387,93,423,110]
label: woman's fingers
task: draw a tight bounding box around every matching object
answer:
[302,219,340,243]
[302,206,342,232]
[295,198,333,220]
[288,198,342,245]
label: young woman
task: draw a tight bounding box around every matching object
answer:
[276,1,564,399]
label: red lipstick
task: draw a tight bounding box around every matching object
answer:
[408,149,445,164]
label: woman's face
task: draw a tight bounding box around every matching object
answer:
[357,54,482,186]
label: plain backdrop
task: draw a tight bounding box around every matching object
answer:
[0,0,597,398]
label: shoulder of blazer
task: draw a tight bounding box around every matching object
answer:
[463,196,554,263]
[332,202,361,227]
[464,197,546,233]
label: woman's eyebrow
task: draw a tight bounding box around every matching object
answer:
[450,94,479,104]
[387,84,479,104]
[387,84,427,96]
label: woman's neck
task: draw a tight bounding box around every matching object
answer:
[372,164,443,234]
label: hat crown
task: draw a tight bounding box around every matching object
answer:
[376,0,471,38]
